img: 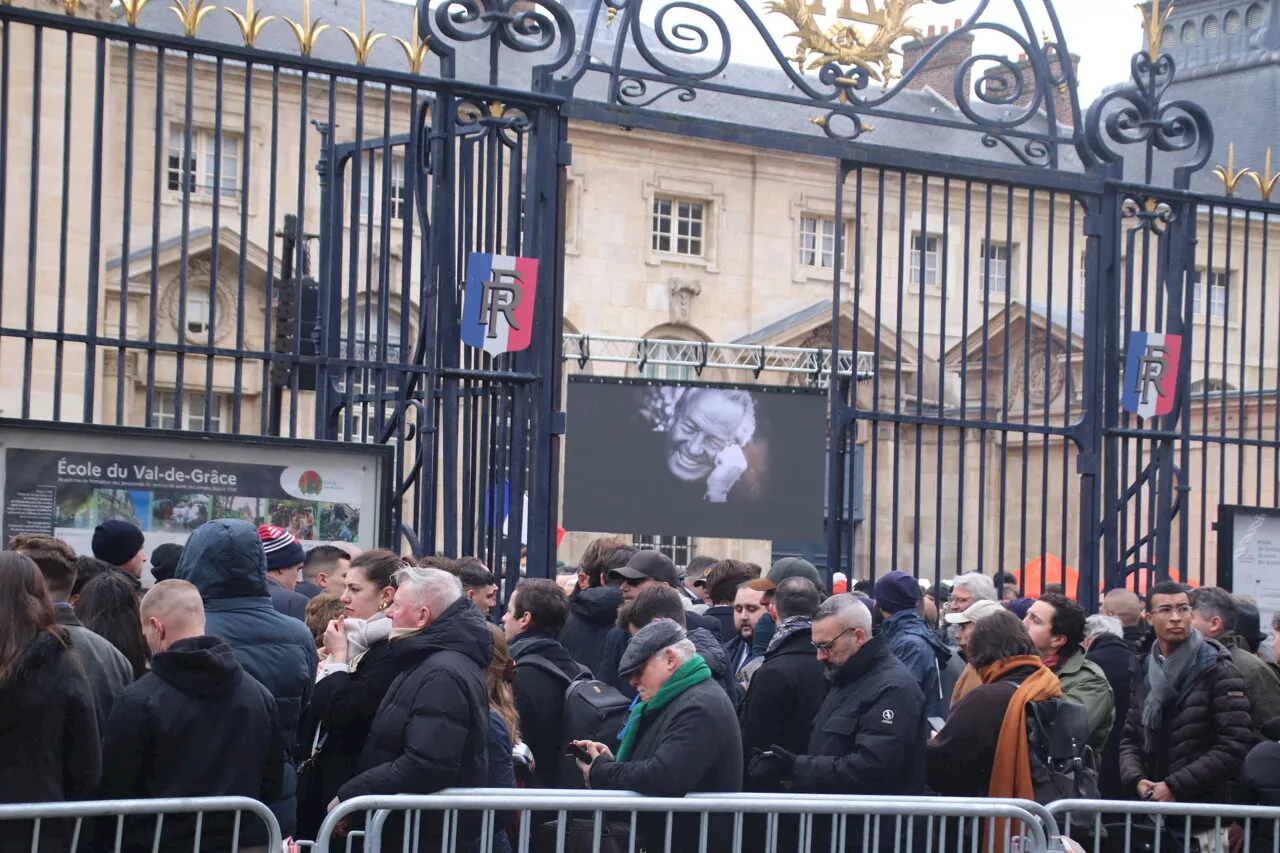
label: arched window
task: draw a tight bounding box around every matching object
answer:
[1161,26,1177,50]
[1204,15,1221,38]
[1181,20,1198,42]
[1248,3,1265,30]
[1225,10,1242,34]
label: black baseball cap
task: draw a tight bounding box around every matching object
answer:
[608,550,680,588]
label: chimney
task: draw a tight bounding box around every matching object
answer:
[900,19,976,107]
[978,49,1081,127]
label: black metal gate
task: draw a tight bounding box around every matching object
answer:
[0,0,1275,598]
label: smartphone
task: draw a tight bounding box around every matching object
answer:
[566,743,593,763]
[928,717,946,734]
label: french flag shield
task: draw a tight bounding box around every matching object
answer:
[1122,330,1182,418]
[461,252,538,356]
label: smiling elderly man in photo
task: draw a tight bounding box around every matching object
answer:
[573,618,741,853]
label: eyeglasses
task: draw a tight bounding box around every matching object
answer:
[1150,604,1192,617]
[812,627,853,652]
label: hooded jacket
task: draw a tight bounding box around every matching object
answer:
[0,630,101,805]
[98,636,284,851]
[1217,630,1280,730]
[879,609,952,719]
[176,519,316,837]
[560,585,623,677]
[338,598,492,850]
[511,631,586,788]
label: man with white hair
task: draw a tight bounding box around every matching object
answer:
[573,618,741,853]
[747,594,926,849]
[948,572,999,613]
[332,567,491,851]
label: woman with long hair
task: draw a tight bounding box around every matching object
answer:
[295,550,433,839]
[73,571,151,679]
[0,551,101,816]
[484,623,522,853]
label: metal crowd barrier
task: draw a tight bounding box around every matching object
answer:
[1048,800,1280,853]
[314,789,1051,853]
[0,796,281,852]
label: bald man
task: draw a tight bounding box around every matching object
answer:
[1100,589,1148,650]
[99,580,285,851]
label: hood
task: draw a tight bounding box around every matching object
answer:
[393,597,493,671]
[0,631,70,724]
[568,585,624,624]
[883,609,952,664]
[1087,633,1133,656]
[687,627,729,678]
[176,519,269,601]
[512,633,580,675]
[150,636,243,697]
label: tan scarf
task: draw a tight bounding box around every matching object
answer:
[981,655,1061,850]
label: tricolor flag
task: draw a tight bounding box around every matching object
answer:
[461,252,538,356]
[1122,330,1182,418]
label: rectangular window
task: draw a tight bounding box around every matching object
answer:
[981,241,1010,295]
[152,391,225,432]
[652,196,704,257]
[638,340,696,384]
[799,216,837,269]
[910,234,940,290]
[1193,269,1229,319]
[633,534,694,570]
[168,127,240,199]
[389,158,406,221]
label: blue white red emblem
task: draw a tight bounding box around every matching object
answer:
[1122,331,1182,418]
[461,252,538,356]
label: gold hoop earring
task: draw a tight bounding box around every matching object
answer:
[379,602,389,611]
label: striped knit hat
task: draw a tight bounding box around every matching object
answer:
[258,524,305,572]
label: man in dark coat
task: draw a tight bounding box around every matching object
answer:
[1190,586,1280,730]
[336,568,491,851]
[596,551,722,697]
[505,578,583,788]
[1084,614,1137,800]
[176,519,317,838]
[575,619,742,853]
[1102,588,1150,651]
[99,580,284,851]
[560,541,634,676]
[738,576,827,783]
[874,571,952,720]
[1119,582,1254,814]
[1234,718,1280,853]
[12,534,133,731]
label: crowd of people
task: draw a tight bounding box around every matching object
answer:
[5,521,1280,853]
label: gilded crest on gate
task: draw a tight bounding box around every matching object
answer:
[763,0,925,89]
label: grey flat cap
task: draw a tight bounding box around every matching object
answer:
[618,618,686,678]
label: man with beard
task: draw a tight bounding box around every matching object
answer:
[747,594,926,831]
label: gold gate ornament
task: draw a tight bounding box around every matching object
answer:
[764,0,925,89]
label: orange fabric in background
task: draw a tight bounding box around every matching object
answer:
[1015,554,1197,599]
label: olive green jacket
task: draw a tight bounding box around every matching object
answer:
[1057,650,1116,754]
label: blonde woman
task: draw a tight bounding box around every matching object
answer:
[485,623,522,853]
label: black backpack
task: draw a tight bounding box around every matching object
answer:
[517,655,633,788]
[1023,696,1101,832]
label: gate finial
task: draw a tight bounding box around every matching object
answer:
[1212,142,1255,197]
[284,0,329,57]
[1139,0,1174,61]
[227,0,275,48]
[1248,149,1280,202]
[395,8,432,74]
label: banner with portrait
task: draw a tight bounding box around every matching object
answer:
[563,378,827,541]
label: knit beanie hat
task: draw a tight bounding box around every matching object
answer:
[92,520,145,568]
[258,524,305,572]
[873,571,920,615]
[149,543,185,582]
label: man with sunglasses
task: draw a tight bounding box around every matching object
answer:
[1119,582,1252,823]
[747,593,926,849]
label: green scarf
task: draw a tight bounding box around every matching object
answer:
[615,655,712,762]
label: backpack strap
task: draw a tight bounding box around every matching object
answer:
[517,653,591,687]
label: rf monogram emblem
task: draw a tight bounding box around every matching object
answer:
[763,0,924,88]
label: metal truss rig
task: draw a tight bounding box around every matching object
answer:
[563,334,876,382]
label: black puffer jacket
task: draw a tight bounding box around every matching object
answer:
[560,586,623,677]
[98,636,284,851]
[739,627,828,784]
[511,632,585,789]
[1119,640,1254,806]
[338,598,492,851]
[1239,734,1280,853]
[1086,633,1135,800]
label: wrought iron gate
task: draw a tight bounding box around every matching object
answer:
[0,0,1275,597]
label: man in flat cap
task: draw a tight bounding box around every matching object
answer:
[573,619,742,853]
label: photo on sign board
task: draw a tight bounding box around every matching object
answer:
[319,503,360,542]
[95,489,150,528]
[56,484,94,529]
[152,493,212,532]
[562,379,827,541]
[268,499,319,540]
